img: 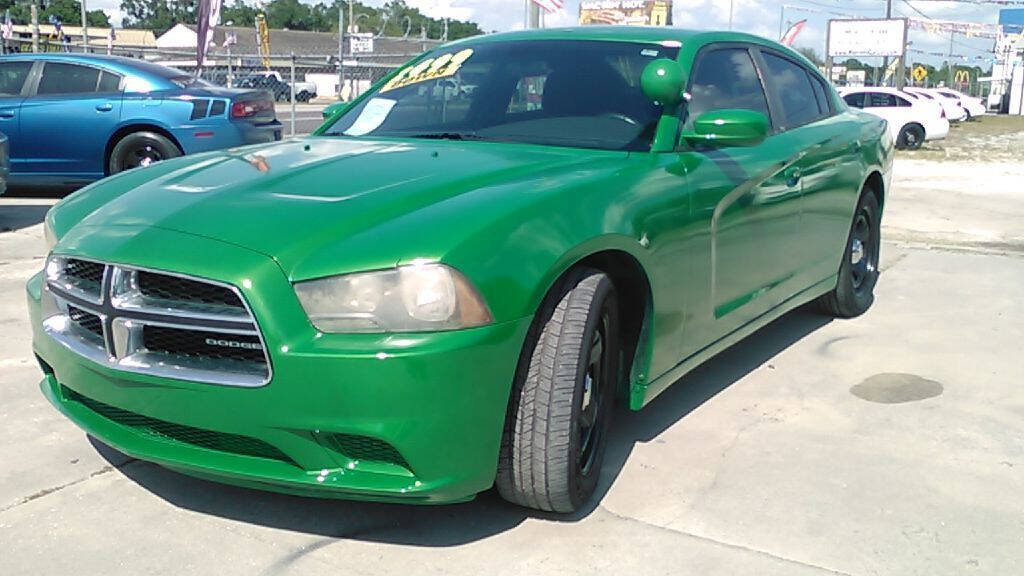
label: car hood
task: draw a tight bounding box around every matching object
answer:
[69,137,627,279]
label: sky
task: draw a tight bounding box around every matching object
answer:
[87,0,1013,66]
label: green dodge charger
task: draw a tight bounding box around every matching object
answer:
[28,27,892,512]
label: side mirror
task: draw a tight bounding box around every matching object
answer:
[682,109,769,147]
[641,58,685,107]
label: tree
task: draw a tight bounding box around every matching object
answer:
[120,0,197,35]
[221,0,258,27]
[0,0,110,28]
[796,47,822,67]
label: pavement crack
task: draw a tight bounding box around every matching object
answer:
[0,459,139,515]
[597,505,857,576]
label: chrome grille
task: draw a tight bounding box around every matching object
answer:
[41,257,271,387]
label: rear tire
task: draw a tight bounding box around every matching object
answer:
[108,131,181,175]
[818,190,881,318]
[496,270,620,513]
[896,124,925,150]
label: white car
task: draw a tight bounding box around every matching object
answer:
[931,88,987,119]
[839,87,949,150]
[904,87,968,122]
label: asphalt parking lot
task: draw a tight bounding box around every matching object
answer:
[1,118,1022,575]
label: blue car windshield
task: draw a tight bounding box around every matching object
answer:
[322,40,680,151]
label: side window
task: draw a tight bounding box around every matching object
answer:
[97,71,123,93]
[843,93,866,108]
[867,93,896,108]
[0,61,33,96]
[685,47,770,129]
[37,63,101,95]
[809,73,831,115]
[760,52,821,129]
[895,96,912,107]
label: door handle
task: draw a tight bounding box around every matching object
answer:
[0,111,14,119]
[786,168,802,188]
[95,103,113,112]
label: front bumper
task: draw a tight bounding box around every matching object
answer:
[27,228,530,504]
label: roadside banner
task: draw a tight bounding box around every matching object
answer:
[196,0,223,70]
[781,19,807,46]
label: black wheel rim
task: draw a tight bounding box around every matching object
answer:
[905,129,919,147]
[849,208,875,292]
[578,314,608,476]
[124,144,164,169]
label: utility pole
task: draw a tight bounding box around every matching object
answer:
[778,5,785,40]
[947,30,955,88]
[81,0,89,52]
[882,0,892,85]
[30,1,39,53]
[338,6,345,101]
[729,0,734,30]
[528,1,539,29]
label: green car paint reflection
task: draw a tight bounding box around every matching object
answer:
[29,27,892,511]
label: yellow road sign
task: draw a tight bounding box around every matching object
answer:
[912,65,928,83]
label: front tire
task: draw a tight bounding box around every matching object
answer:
[108,131,181,175]
[818,191,881,318]
[496,270,620,513]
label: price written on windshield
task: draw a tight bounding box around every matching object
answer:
[380,49,475,93]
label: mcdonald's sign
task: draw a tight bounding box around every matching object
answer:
[954,69,971,86]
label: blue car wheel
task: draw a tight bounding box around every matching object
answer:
[108,132,182,175]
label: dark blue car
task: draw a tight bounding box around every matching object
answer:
[0,54,282,188]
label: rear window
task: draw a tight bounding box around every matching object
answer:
[170,76,214,89]
[0,61,32,95]
[37,63,101,95]
[761,52,821,129]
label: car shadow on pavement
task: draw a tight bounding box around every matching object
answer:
[0,204,52,233]
[92,306,831,548]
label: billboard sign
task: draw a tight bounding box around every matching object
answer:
[828,18,907,58]
[579,0,672,27]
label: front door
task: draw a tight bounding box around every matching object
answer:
[677,45,807,360]
[19,61,123,179]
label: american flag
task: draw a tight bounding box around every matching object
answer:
[531,0,564,14]
[2,11,13,41]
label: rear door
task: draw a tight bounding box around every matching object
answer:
[19,61,123,178]
[0,60,35,175]
[756,49,863,287]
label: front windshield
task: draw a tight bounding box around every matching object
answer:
[322,39,680,151]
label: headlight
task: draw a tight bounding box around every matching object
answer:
[44,217,58,252]
[294,262,492,333]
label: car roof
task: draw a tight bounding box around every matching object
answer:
[441,27,819,77]
[446,26,803,56]
[0,53,184,86]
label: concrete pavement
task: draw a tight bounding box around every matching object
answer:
[1,159,1022,575]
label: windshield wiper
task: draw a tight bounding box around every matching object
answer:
[408,132,486,141]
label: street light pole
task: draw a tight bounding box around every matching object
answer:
[880,0,888,85]
[80,0,90,52]
[728,0,734,30]
[778,5,784,40]
[338,5,345,101]
[30,1,39,53]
